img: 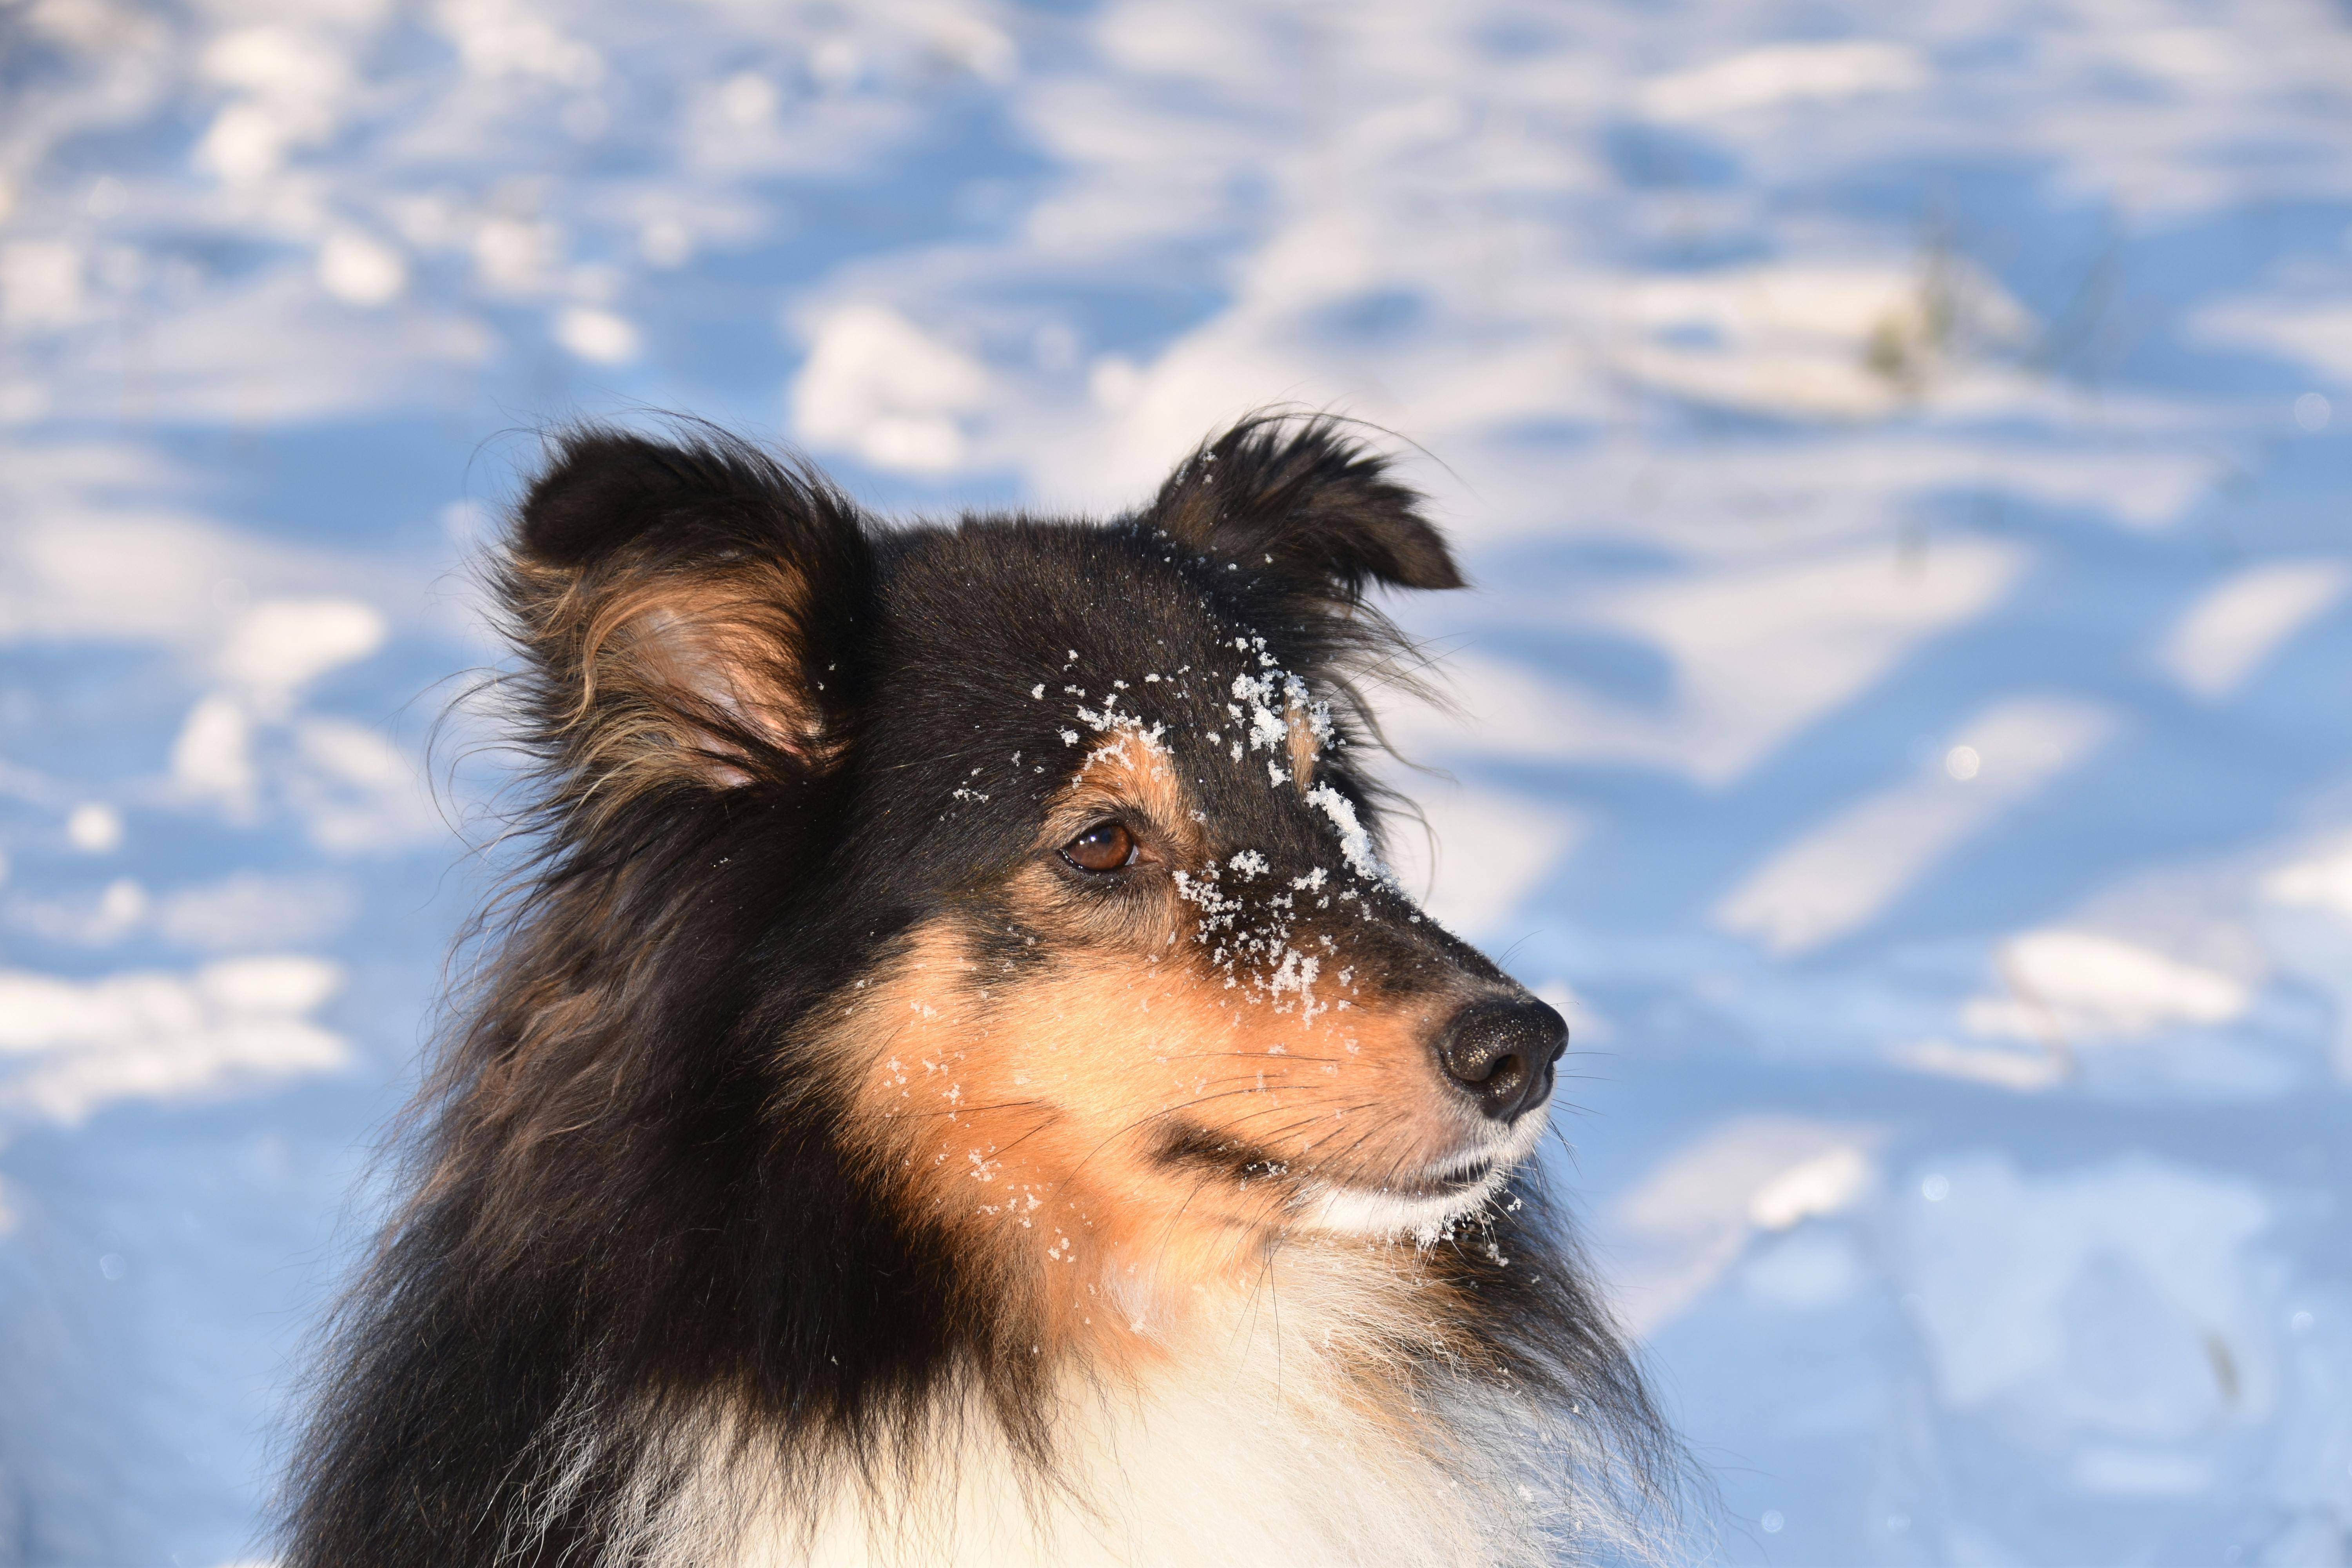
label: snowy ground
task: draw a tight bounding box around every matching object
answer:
[4,1,2351,1563]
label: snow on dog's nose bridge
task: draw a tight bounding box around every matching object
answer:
[1029,645,1490,1134]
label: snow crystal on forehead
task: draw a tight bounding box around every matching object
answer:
[1069,682,1167,750]
[1076,724,1169,779]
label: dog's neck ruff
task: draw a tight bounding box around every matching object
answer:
[631,1243,1616,1568]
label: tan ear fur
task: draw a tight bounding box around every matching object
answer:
[519,552,835,798]
[500,428,871,811]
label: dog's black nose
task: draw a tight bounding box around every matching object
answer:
[1437,997,1568,1122]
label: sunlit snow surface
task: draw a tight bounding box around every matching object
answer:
[3,2,2350,1563]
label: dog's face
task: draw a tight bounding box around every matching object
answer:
[504,420,1566,1341]
[831,528,1565,1292]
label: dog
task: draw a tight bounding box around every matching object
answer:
[281,416,1680,1567]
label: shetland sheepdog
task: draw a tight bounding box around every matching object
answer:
[282,416,1682,1566]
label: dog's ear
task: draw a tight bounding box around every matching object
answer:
[1148,416,1465,603]
[500,427,871,796]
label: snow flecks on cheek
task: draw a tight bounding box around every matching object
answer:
[1172,861,1340,1031]
[1269,947,1321,1007]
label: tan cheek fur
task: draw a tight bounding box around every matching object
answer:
[821,920,1468,1368]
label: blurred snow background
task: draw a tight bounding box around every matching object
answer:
[2,0,2350,1562]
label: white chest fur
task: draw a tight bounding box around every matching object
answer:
[724,1252,1595,1568]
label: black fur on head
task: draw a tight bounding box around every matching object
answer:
[279,414,1684,1567]
[1149,413,1466,603]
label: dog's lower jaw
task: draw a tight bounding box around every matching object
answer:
[1294,1106,1553,1244]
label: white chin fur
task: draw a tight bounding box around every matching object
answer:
[1297,1108,1550,1242]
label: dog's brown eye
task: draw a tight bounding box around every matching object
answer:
[1062,822,1137,873]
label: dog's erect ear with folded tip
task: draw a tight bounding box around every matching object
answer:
[499,428,876,797]
[1147,415,1466,604]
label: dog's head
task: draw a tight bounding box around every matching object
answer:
[501,416,1568,1333]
